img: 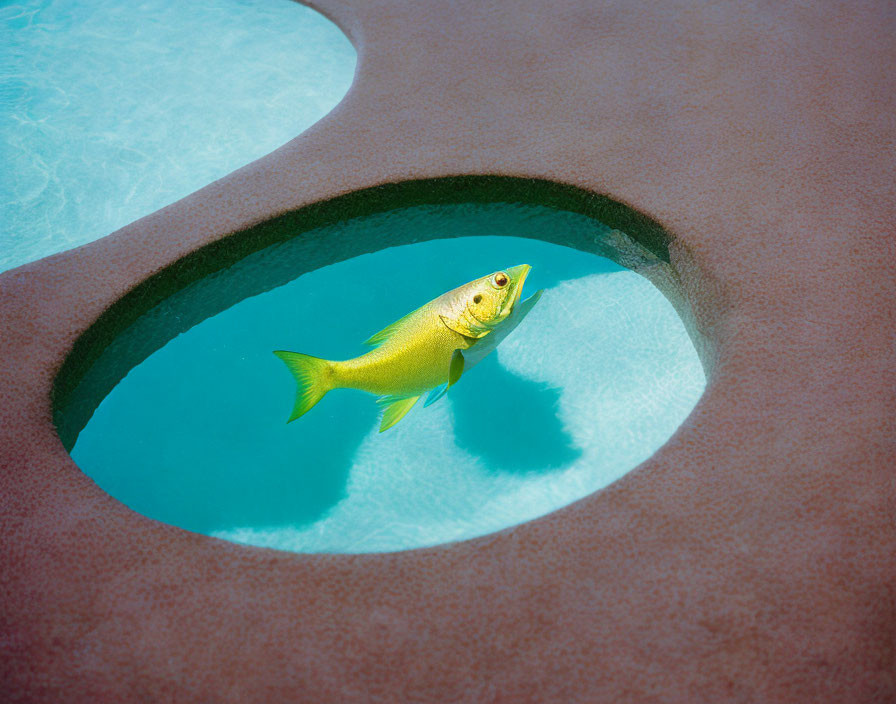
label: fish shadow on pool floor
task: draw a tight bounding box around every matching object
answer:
[206,340,579,536]
[450,355,581,474]
[274,352,580,532]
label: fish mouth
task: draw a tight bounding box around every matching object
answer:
[506,264,532,309]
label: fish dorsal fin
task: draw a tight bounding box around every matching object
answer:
[376,394,421,432]
[439,313,490,339]
[363,306,422,348]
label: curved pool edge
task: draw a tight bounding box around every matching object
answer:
[51,175,708,452]
[1,0,893,701]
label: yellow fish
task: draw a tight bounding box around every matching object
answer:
[274,264,541,432]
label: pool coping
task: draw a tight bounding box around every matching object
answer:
[1,0,893,701]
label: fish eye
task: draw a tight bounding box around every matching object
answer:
[473,294,482,304]
[493,272,509,288]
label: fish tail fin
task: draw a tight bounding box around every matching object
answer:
[273,350,335,422]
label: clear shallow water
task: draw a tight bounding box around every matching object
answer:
[70,204,707,553]
[0,0,355,271]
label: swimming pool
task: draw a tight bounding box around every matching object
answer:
[0,0,356,271]
[60,191,707,552]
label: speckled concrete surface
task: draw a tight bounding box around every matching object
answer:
[1,0,893,701]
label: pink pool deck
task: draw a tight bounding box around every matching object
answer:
[1,0,893,701]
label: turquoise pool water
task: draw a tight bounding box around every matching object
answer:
[0,0,355,271]
[69,202,707,552]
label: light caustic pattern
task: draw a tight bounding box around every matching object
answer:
[0,0,355,271]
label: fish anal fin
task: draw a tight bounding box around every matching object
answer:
[449,349,464,387]
[376,394,421,432]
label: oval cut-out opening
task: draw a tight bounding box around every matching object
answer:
[54,178,708,553]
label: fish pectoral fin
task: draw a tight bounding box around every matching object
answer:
[439,314,490,339]
[424,384,448,408]
[448,349,465,388]
[423,351,463,408]
[376,394,421,433]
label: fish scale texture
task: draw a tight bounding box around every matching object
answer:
[1,0,894,702]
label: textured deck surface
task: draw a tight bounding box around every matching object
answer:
[1,1,893,701]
